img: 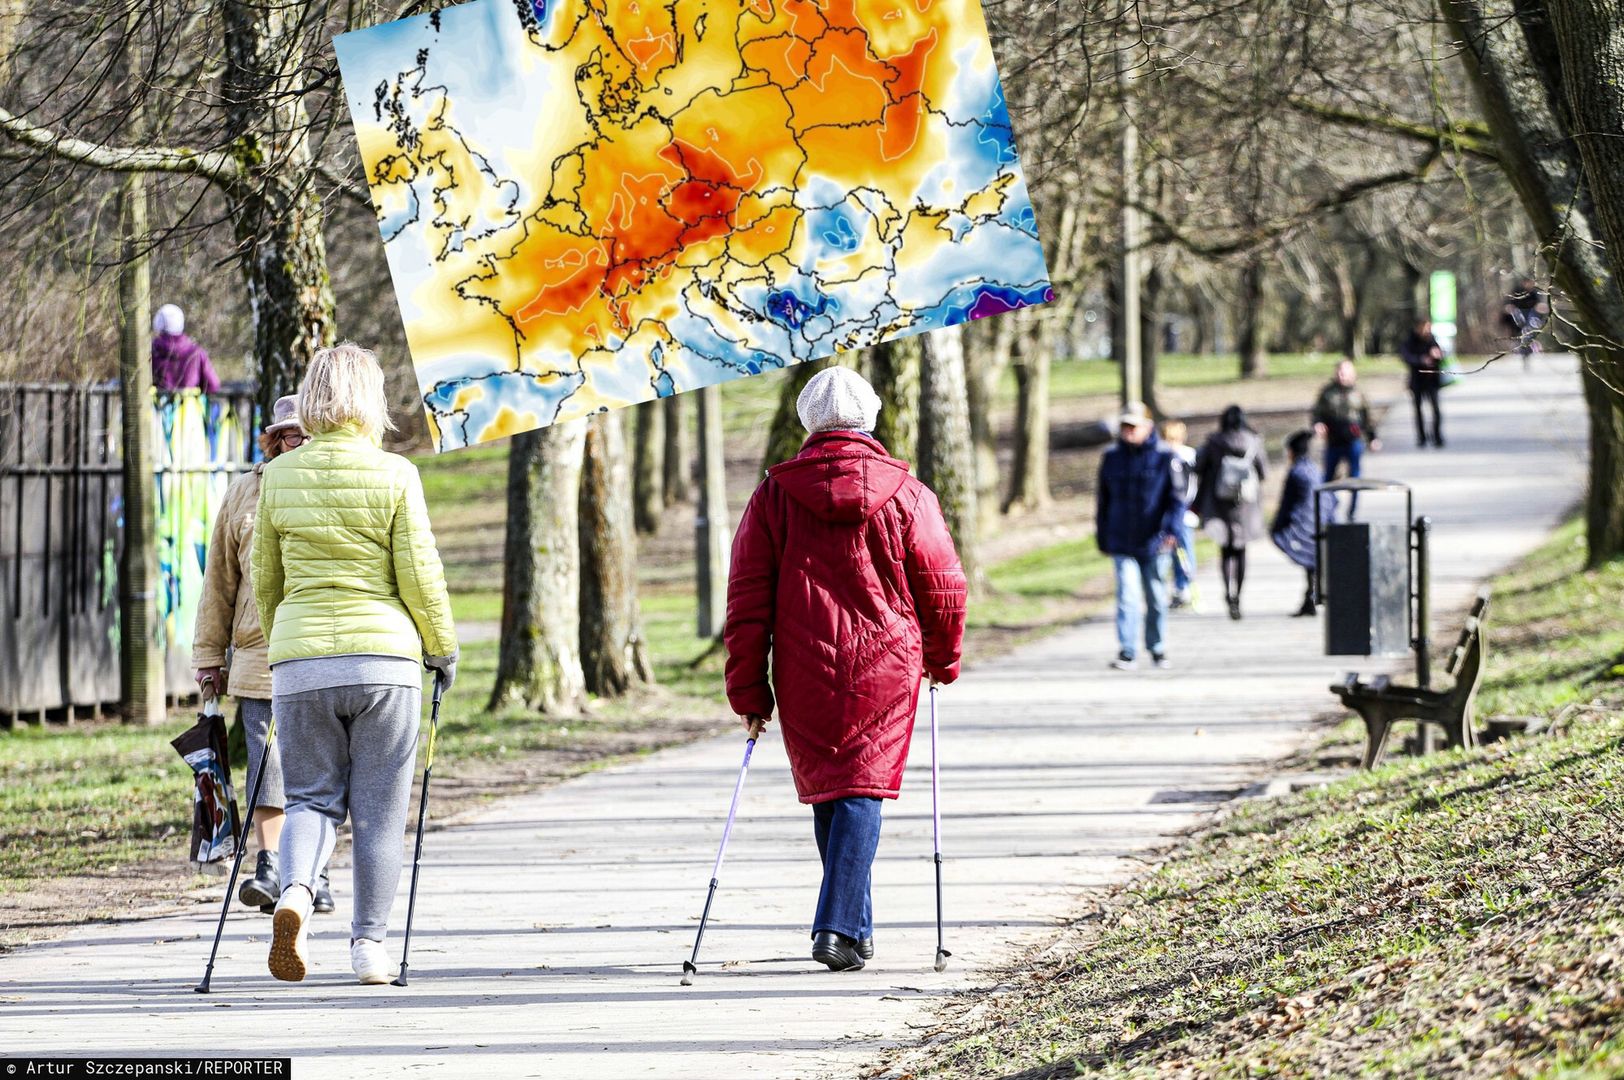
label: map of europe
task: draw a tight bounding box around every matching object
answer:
[335,0,1052,451]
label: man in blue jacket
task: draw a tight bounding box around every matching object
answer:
[1096,402,1184,670]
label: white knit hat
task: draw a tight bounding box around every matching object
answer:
[153,304,185,336]
[796,366,881,435]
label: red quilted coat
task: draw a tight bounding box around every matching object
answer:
[724,431,968,804]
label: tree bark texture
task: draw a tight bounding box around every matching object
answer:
[919,325,980,590]
[662,393,691,505]
[579,410,653,696]
[1238,256,1269,379]
[118,176,162,723]
[631,398,664,535]
[1443,0,1624,563]
[965,318,1011,527]
[695,385,729,638]
[491,423,588,714]
[1005,319,1052,514]
[869,337,920,464]
[220,0,335,415]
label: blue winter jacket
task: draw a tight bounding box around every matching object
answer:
[1096,432,1183,561]
[1271,458,1324,571]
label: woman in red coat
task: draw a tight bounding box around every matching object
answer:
[724,365,967,971]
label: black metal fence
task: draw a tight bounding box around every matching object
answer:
[0,384,259,726]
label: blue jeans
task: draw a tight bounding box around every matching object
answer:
[1322,438,1365,518]
[812,797,881,942]
[1170,517,1196,592]
[1113,553,1169,660]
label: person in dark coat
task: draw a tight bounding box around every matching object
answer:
[1193,405,1267,620]
[1272,429,1324,617]
[1399,318,1445,448]
[1096,402,1183,669]
[724,365,967,973]
[151,304,222,393]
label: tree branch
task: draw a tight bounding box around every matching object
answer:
[313,160,376,213]
[1119,150,1447,258]
[0,104,244,188]
[1285,96,1500,161]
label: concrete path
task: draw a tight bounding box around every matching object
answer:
[0,357,1586,1079]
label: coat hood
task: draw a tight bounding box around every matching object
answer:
[767,432,911,524]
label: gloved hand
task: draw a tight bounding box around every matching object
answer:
[424,653,458,691]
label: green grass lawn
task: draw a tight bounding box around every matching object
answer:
[905,519,1624,1079]
[997,352,1353,405]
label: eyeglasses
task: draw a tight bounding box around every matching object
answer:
[275,431,308,448]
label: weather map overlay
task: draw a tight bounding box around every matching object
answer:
[334,0,1052,451]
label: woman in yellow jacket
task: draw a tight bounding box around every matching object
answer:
[252,343,457,986]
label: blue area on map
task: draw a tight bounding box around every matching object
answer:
[767,289,830,330]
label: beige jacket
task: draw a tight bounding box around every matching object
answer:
[192,466,272,699]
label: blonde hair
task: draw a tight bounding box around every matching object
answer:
[1162,419,1187,444]
[298,342,395,438]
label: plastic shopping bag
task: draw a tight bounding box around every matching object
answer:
[170,698,241,871]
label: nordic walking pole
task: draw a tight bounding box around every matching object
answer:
[393,670,445,988]
[930,684,951,973]
[196,682,272,994]
[680,734,757,985]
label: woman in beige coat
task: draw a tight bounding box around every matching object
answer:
[192,394,332,915]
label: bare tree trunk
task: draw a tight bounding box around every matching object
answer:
[919,326,981,590]
[118,176,162,723]
[965,319,1010,528]
[1140,264,1164,416]
[1005,319,1051,514]
[1443,0,1624,564]
[632,398,664,535]
[1238,256,1268,379]
[695,385,729,638]
[490,423,587,714]
[869,337,920,463]
[662,393,691,505]
[220,0,334,412]
[579,411,653,696]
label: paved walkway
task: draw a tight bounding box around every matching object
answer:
[1,358,1586,1078]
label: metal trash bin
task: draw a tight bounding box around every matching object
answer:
[1316,479,1418,660]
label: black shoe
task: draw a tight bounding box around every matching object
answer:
[1293,597,1317,617]
[239,850,280,909]
[1228,598,1242,621]
[312,871,335,915]
[811,931,866,972]
[857,936,874,960]
[1434,437,1445,448]
[259,903,274,915]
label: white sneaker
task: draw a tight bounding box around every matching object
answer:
[1110,653,1138,671]
[268,885,313,982]
[350,937,394,985]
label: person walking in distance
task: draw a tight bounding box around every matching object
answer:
[1312,359,1379,518]
[192,395,334,917]
[151,304,222,394]
[1272,430,1325,617]
[1096,402,1183,670]
[253,343,458,986]
[1160,419,1199,610]
[724,366,967,972]
[1192,406,1266,621]
[1400,318,1446,448]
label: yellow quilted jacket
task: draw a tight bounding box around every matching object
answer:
[251,426,457,666]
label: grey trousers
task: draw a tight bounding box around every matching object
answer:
[275,682,421,942]
[238,698,285,812]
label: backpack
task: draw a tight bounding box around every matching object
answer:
[1214,440,1259,505]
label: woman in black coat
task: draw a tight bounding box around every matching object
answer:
[1194,405,1267,620]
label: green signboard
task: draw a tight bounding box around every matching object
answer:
[1429,270,1458,323]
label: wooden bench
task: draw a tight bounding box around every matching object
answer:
[1330,591,1490,769]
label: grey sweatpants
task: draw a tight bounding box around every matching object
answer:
[238,698,285,811]
[275,682,421,942]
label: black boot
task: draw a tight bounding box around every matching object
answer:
[239,850,280,909]
[811,931,866,972]
[1293,595,1317,617]
[312,870,335,915]
[857,936,874,960]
